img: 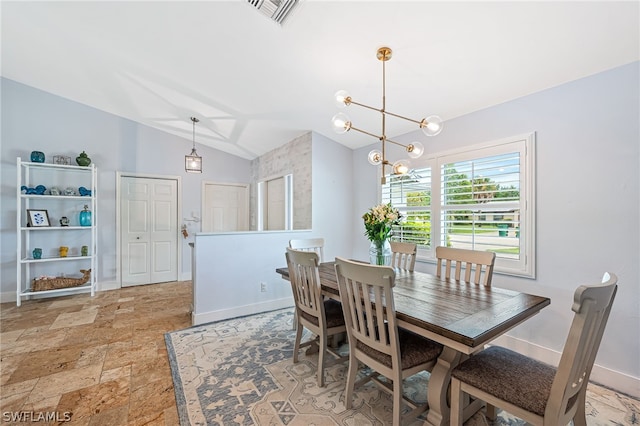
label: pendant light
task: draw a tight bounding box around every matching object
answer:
[185,117,202,173]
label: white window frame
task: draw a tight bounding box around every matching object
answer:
[383,132,536,278]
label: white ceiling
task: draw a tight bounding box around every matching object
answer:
[2,1,638,160]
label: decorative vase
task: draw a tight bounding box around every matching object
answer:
[32,248,42,259]
[81,245,89,256]
[76,151,91,166]
[369,239,392,266]
[59,246,69,258]
[79,205,92,227]
[30,151,45,163]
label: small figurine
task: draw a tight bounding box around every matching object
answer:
[76,151,91,167]
[60,216,69,226]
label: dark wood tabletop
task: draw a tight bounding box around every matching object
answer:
[276,261,550,351]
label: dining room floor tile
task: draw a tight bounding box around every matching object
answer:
[0,280,192,425]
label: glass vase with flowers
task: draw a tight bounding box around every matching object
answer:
[362,203,402,265]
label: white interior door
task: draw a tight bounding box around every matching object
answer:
[202,182,249,232]
[120,176,178,287]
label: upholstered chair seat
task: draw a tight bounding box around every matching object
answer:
[300,299,345,328]
[355,327,443,371]
[452,346,556,416]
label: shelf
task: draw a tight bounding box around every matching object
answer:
[21,255,94,263]
[20,161,94,171]
[17,157,97,306]
[18,282,92,297]
[21,226,93,231]
[20,194,93,200]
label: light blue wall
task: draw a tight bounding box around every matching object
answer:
[2,61,638,395]
[311,131,354,261]
[1,78,252,293]
[352,62,640,394]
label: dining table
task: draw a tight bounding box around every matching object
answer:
[276,261,551,426]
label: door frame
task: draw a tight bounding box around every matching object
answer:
[201,181,250,232]
[116,172,183,287]
[256,173,293,231]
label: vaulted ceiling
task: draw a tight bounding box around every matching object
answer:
[2,1,638,160]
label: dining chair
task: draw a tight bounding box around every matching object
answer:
[390,241,417,272]
[289,237,325,262]
[334,257,443,425]
[450,272,618,426]
[285,248,347,387]
[435,246,496,286]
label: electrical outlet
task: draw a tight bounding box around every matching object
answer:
[260,282,267,292]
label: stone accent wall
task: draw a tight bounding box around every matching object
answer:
[250,132,312,230]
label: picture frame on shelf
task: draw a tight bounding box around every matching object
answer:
[53,155,71,165]
[27,209,50,227]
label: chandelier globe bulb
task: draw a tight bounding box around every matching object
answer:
[334,90,351,108]
[407,141,424,159]
[331,113,351,134]
[367,150,383,165]
[392,159,411,175]
[421,115,443,137]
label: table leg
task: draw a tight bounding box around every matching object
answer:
[425,347,485,426]
[425,346,462,426]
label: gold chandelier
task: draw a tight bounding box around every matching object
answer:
[331,46,443,184]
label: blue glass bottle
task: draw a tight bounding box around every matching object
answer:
[79,205,92,227]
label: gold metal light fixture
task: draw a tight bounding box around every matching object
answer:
[185,117,202,173]
[332,46,443,184]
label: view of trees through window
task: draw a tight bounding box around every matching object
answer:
[383,151,522,260]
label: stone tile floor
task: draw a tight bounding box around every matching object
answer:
[0,281,192,425]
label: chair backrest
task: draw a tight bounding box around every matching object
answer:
[390,241,417,272]
[289,238,325,262]
[546,272,618,421]
[334,257,401,369]
[285,248,325,324]
[435,246,496,286]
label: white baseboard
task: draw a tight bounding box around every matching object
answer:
[192,297,295,326]
[96,280,120,292]
[493,334,639,399]
[0,290,17,304]
[180,272,192,282]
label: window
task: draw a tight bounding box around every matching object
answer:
[382,133,535,278]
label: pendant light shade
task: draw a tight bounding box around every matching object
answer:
[185,117,202,173]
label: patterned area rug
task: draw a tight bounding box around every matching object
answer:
[165,308,639,425]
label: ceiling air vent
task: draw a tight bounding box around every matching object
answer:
[247,0,299,25]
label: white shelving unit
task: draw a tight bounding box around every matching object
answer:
[16,157,97,306]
